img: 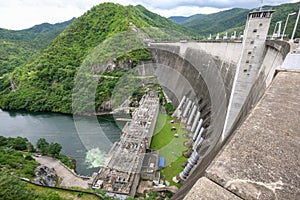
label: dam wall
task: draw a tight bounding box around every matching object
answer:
[151,41,242,97]
[149,41,242,163]
[185,71,300,200]
[148,39,290,199]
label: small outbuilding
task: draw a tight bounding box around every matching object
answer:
[159,157,165,168]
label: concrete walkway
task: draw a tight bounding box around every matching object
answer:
[186,72,300,199]
[34,156,90,189]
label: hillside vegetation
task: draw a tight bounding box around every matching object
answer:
[2,2,298,114]
[0,3,193,114]
[172,8,248,36]
[0,136,96,199]
[0,19,74,76]
[0,19,74,46]
[170,2,300,38]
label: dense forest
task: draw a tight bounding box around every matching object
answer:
[0,3,193,114]
[170,2,300,38]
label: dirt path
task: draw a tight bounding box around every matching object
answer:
[34,156,90,188]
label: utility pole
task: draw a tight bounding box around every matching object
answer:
[290,8,300,42]
[259,0,264,11]
[281,12,297,40]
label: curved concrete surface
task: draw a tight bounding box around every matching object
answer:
[147,40,290,199]
[204,72,300,200]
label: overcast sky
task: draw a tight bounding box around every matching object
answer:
[0,0,299,30]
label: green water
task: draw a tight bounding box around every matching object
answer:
[0,109,125,176]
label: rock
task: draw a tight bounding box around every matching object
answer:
[34,165,56,187]
[99,100,113,112]
[165,180,170,186]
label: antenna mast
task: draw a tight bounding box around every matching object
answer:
[259,0,264,11]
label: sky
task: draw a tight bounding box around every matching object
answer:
[0,0,299,30]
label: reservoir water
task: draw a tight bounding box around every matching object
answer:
[0,109,125,176]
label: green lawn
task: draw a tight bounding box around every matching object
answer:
[160,156,187,187]
[151,112,190,187]
[151,113,181,150]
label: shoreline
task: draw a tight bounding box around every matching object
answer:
[0,108,133,117]
[0,108,115,117]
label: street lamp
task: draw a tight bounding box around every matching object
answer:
[272,21,282,39]
[281,12,297,40]
[290,8,300,43]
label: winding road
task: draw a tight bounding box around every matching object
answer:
[34,156,90,189]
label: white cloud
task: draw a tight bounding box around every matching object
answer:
[0,0,86,30]
[0,0,297,30]
[151,6,226,17]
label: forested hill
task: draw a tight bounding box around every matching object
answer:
[0,19,74,76]
[169,1,300,38]
[0,18,74,46]
[169,8,248,36]
[0,3,194,114]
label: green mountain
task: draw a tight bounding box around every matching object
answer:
[169,1,300,38]
[168,16,189,24]
[0,3,193,114]
[0,19,74,45]
[169,8,248,36]
[0,19,74,75]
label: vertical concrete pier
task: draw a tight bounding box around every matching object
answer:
[223,9,275,140]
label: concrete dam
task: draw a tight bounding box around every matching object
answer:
[143,9,299,200]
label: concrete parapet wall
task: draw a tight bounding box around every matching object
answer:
[266,40,290,56]
[204,72,300,199]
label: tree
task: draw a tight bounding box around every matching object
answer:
[0,136,8,146]
[36,138,49,155]
[8,137,28,151]
[26,142,35,153]
[0,170,37,200]
[47,143,62,158]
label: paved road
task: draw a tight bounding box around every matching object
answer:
[34,156,90,188]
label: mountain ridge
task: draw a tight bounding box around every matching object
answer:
[169,2,300,38]
[0,3,194,114]
[0,18,74,76]
[0,18,75,43]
